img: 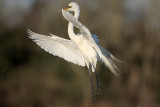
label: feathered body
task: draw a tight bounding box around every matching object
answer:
[28,2,119,77]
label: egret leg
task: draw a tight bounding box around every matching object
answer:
[95,70,103,92]
[88,69,97,103]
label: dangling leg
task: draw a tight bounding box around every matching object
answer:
[88,68,97,103]
[95,70,103,92]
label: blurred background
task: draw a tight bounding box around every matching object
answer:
[0,0,160,107]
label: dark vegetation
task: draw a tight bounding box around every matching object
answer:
[0,0,160,107]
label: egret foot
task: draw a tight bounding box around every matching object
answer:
[91,91,97,104]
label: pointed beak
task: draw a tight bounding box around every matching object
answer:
[58,8,69,13]
[64,8,69,10]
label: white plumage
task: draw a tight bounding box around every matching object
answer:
[61,5,119,77]
[28,2,119,77]
[28,2,120,102]
[28,30,86,66]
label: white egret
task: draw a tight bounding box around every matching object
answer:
[28,2,120,103]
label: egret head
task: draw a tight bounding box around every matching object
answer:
[64,2,79,12]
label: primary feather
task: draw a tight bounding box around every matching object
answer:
[28,30,85,66]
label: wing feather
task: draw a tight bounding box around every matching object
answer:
[28,30,86,66]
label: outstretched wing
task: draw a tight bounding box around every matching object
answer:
[28,30,86,66]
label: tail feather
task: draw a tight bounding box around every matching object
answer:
[98,45,120,78]
[98,45,124,63]
[101,55,120,78]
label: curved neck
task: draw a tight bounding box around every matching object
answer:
[74,9,80,19]
[68,9,80,42]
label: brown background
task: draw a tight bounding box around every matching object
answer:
[0,0,160,107]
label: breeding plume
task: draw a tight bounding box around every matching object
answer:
[28,2,120,102]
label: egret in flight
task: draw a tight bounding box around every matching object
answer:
[28,2,120,103]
